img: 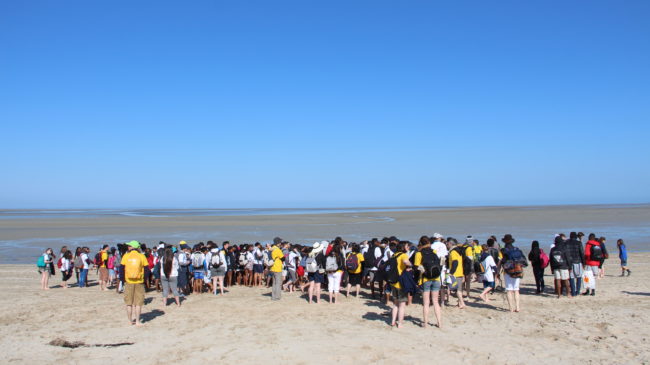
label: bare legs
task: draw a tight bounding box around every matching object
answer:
[422,290,442,328]
[126,305,143,326]
[40,271,50,290]
[506,290,521,312]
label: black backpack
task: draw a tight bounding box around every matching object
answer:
[364,249,376,268]
[421,248,441,279]
[590,244,603,261]
[384,253,403,284]
[550,248,564,267]
[460,246,473,274]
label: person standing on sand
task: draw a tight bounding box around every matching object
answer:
[565,232,585,297]
[414,236,442,328]
[478,243,498,302]
[121,240,148,326]
[447,239,466,309]
[583,233,602,296]
[598,237,608,279]
[160,247,181,306]
[389,241,412,328]
[38,248,54,290]
[305,242,326,303]
[252,242,264,287]
[177,243,191,295]
[528,241,545,294]
[60,250,73,289]
[500,234,526,312]
[98,244,110,291]
[79,247,90,288]
[326,244,345,304]
[617,239,630,277]
[550,236,571,298]
[344,243,364,298]
[270,237,285,301]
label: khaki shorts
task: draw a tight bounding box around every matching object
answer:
[124,283,145,306]
[99,267,109,281]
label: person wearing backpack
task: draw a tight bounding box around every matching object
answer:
[305,242,326,304]
[388,241,412,328]
[79,247,91,288]
[598,236,608,279]
[121,240,148,326]
[447,239,466,309]
[500,234,527,312]
[565,232,585,296]
[325,244,345,304]
[252,242,265,287]
[478,245,497,302]
[38,248,54,290]
[97,244,110,291]
[190,247,206,294]
[344,243,365,298]
[583,233,602,296]
[460,237,475,299]
[160,247,181,306]
[208,246,227,296]
[414,236,442,329]
[176,243,191,295]
[528,241,546,294]
[549,236,571,298]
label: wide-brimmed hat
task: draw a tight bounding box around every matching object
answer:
[433,233,444,239]
[501,234,515,244]
[312,241,324,253]
[126,240,140,249]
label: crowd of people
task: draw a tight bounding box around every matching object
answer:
[36,232,631,328]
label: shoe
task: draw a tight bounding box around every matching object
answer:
[627,270,631,277]
[582,291,590,296]
[590,290,595,296]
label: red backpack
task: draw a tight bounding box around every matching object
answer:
[56,257,63,269]
[539,249,550,269]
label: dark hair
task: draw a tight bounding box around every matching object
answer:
[351,243,360,253]
[396,241,408,253]
[163,247,174,279]
[570,232,577,239]
[588,233,596,241]
[419,236,430,247]
[64,250,73,260]
[102,244,109,250]
[486,238,495,247]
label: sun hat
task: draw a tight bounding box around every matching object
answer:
[312,241,324,253]
[465,236,474,244]
[433,233,444,239]
[501,234,515,244]
[126,240,140,249]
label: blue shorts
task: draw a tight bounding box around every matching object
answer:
[422,280,441,292]
[308,272,325,284]
[620,259,627,267]
[253,264,264,274]
[483,280,495,289]
[193,271,204,280]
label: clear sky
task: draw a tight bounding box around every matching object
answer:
[1,1,649,209]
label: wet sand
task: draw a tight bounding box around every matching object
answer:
[1,204,649,263]
[1,253,648,364]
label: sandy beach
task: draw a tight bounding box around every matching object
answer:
[1,253,648,365]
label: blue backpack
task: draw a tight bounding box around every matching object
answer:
[37,255,46,268]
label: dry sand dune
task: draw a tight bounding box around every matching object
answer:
[1,254,649,364]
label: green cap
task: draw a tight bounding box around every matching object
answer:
[126,240,140,249]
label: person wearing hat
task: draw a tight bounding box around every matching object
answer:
[446,238,466,309]
[120,240,148,326]
[305,241,326,304]
[499,234,527,312]
[270,237,285,301]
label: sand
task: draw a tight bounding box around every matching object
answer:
[1,254,649,365]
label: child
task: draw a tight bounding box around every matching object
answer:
[617,239,630,277]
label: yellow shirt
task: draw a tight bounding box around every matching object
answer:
[391,252,409,289]
[449,249,464,278]
[101,251,108,268]
[121,250,148,284]
[270,246,284,273]
[347,253,364,274]
[414,249,441,284]
[464,245,474,260]
[472,245,483,258]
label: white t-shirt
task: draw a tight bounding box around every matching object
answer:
[432,241,448,260]
[161,256,179,277]
[61,257,70,271]
[370,247,382,271]
[382,248,393,263]
[253,248,264,265]
[80,253,89,269]
[287,251,299,270]
[481,255,497,282]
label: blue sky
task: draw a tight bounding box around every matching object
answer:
[1,1,649,208]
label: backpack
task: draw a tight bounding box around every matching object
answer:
[57,257,63,269]
[590,244,603,261]
[37,255,46,268]
[505,262,524,278]
[107,256,116,269]
[460,245,473,274]
[264,251,275,267]
[74,255,83,268]
[94,252,103,266]
[345,253,359,272]
[384,253,403,284]
[551,249,564,267]
[374,247,386,268]
[124,252,144,281]
[210,252,222,268]
[539,249,550,269]
[421,248,441,279]
[191,252,204,269]
[306,257,318,273]
[238,253,248,267]
[325,256,338,272]
[363,249,375,268]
